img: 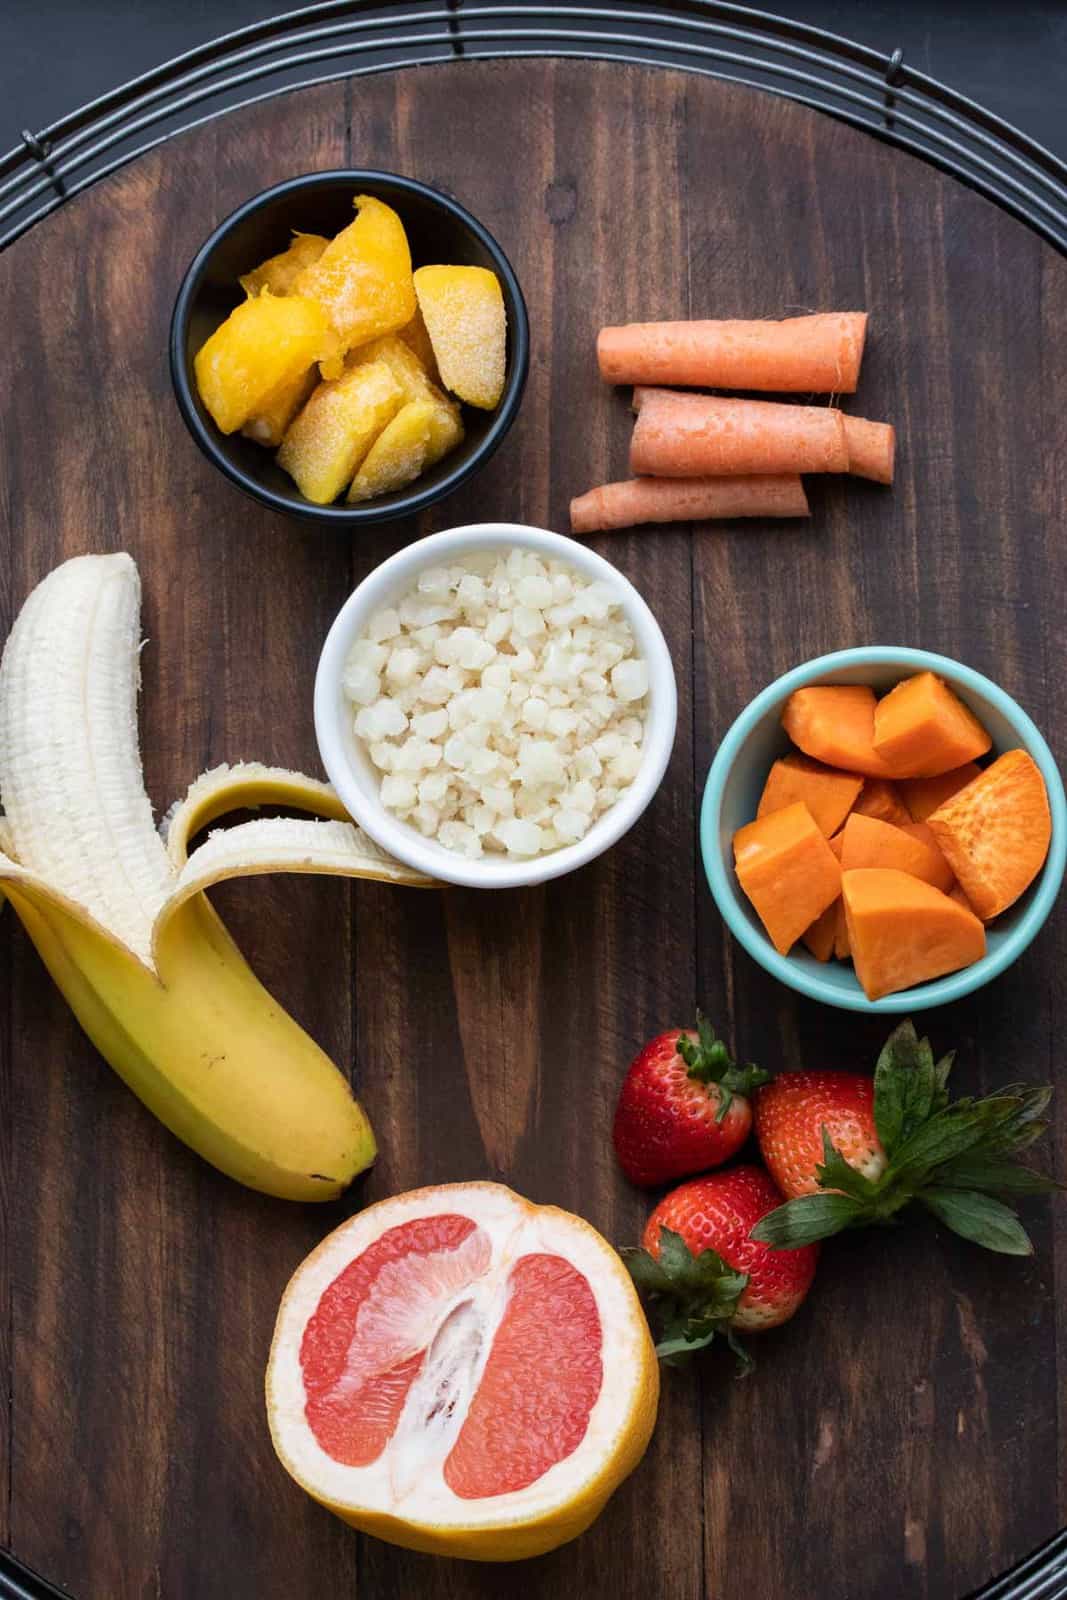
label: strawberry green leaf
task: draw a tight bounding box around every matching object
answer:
[933,1153,1060,1195]
[622,1228,749,1365]
[676,1012,771,1117]
[750,1192,866,1248]
[919,1188,1034,1256]
[814,1126,883,1203]
[622,1247,676,1297]
[724,1328,756,1378]
[873,1021,943,1156]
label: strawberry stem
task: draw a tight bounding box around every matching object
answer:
[676,1012,771,1117]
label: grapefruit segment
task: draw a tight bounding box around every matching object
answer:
[266,1182,658,1561]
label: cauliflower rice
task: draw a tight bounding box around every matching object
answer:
[343,548,649,858]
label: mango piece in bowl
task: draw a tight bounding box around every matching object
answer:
[295,195,416,369]
[276,360,404,505]
[194,293,339,435]
[346,399,438,503]
[348,335,464,462]
[414,264,506,409]
[239,233,329,298]
[242,366,318,447]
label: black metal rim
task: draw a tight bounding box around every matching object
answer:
[168,168,530,525]
[2,1,1066,1594]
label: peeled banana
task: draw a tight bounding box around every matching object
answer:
[0,553,434,1200]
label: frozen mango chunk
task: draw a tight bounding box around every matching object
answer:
[194,293,339,435]
[842,868,986,999]
[239,232,329,298]
[414,264,506,409]
[348,334,464,464]
[346,399,437,503]
[277,360,403,505]
[295,195,416,364]
[872,671,992,778]
[241,365,317,448]
[733,801,842,955]
[756,752,862,838]
[397,304,441,383]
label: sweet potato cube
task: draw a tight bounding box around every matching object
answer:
[842,868,986,999]
[927,749,1051,919]
[850,779,910,827]
[899,763,982,822]
[781,685,896,780]
[241,365,318,447]
[828,832,850,960]
[277,360,403,504]
[414,264,506,409]
[872,672,992,777]
[346,398,438,503]
[840,813,954,893]
[801,900,838,962]
[896,822,955,893]
[757,753,862,838]
[733,802,842,955]
[194,293,339,435]
[239,232,329,298]
[348,335,464,463]
[295,195,416,365]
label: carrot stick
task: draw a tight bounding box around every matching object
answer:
[844,415,895,484]
[597,312,868,392]
[630,389,849,477]
[569,475,810,533]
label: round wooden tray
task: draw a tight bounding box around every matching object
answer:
[0,57,1064,1600]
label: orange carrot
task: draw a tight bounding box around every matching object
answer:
[597,312,868,392]
[569,475,809,533]
[842,868,986,999]
[843,415,895,484]
[630,389,849,477]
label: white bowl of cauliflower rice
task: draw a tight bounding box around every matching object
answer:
[314,522,678,887]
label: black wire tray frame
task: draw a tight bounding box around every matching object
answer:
[1,2,1065,1596]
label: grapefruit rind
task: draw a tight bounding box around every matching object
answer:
[265,1181,659,1561]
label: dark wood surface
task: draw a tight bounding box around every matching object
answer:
[0,58,1064,1600]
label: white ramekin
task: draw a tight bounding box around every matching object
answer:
[314,522,678,888]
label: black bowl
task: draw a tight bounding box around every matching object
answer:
[169,171,530,525]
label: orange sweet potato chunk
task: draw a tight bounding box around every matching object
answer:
[840,813,953,892]
[896,821,955,893]
[927,749,1051,919]
[842,868,986,999]
[850,778,910,826]
[899,762,982,822]
[733,801,842,955]
[781,685,897,780]
[801,900,837,962]
[757,753,863,838]
[872,672,992,778]
[825,832,850,960]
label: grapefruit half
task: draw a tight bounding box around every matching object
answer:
[266,1182,659,1561]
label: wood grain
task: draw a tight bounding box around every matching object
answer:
[0,58,1064,1600]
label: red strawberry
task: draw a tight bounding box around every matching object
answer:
[753,1071,886,1199]
[624,1166,818,1365]
[613,1014,770,1186]
[750,1023,1056,1258]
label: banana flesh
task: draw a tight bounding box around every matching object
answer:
[0,555,434,1201]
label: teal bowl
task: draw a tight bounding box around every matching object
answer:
[700,647,1066,1014]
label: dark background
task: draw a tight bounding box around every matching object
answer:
[4,0,1067,164]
